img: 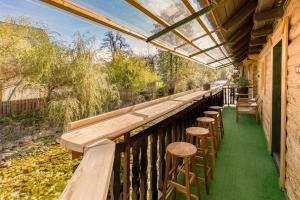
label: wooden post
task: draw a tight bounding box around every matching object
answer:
[123,132,130,200]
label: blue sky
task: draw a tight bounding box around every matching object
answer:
[0,0,158,55]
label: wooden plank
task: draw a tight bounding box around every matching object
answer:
[150,132,158,199]
[140,137,148,200]
[59,139,115,200]
[123,132,130,200]
[279,17,289,189]
[61,86,223,153]
[249,37,267,46]
[254,7,284,22]
[252,26,273,38]
[132,140,141,200]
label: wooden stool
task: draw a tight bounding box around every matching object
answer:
[203,111,220,147]
[186,127,212,194]
[209,106,224,138]
[162,142,200,200]
[196,117,217,166]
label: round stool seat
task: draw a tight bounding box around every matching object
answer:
[186,127,209,137]
[209,106,222,110]
[197,117,215,123]
[204,110,219,116]
[167,142,197,157]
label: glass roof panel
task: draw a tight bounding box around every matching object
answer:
[206,48,225,60]
[193,54,215,64]
[177,19,206,39]
[177,44,199,55]
[193,35,215,49]
[220,59,231,65]
[137,0,191,25]
[71,0,163,36]
[155,31,186,49]
[210,63,222,68]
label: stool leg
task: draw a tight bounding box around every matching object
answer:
[162,152,171,200]
[172,156,178,200]
[184,157,191,200]
[192,156,201,200]
[203,137,209,194]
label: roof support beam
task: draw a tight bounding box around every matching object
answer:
[228,25,252,44]
[251,26,273,38]
[189,42,227,57]
[248,46,263,54]
[254,7,284,22]
[222,1,257,32]
[229,33,251,48]
[231,37,250,52]
[146,1,219,42]
[249,37,267,46]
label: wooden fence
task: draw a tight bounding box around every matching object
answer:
[0,98,45,116]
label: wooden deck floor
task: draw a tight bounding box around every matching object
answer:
[176,107,287,200]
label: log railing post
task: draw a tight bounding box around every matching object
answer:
[123,132,130,200]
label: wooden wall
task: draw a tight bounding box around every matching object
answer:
[285,3,300,199]
[257,0,300,199]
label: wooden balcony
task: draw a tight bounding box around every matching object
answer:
[59,86,286,200]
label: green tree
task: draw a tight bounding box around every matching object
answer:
[106,52,158,104]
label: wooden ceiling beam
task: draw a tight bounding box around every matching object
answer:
[222,1,257,32]
[249,37,267,46]
[232,44,249,55]
[248,46,263,54]
[231,38,250,52]
[228,25,252,44]
[254,7,284,22]
[251,26,273,38]
[229,33,251,47]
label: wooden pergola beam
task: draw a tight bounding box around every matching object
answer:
[146,1,219,42]
[252,26,273,38]
[254,7,284,22]
[222,1,257,32]
[249,37,267,46]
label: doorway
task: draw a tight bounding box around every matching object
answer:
[272,40,282,172]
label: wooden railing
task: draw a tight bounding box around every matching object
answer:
[60,139,115,200]
[0,98,45,116]
[110,89,223,199]
[60,87,224,200]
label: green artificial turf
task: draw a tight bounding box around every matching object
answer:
[176,107,287,200]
